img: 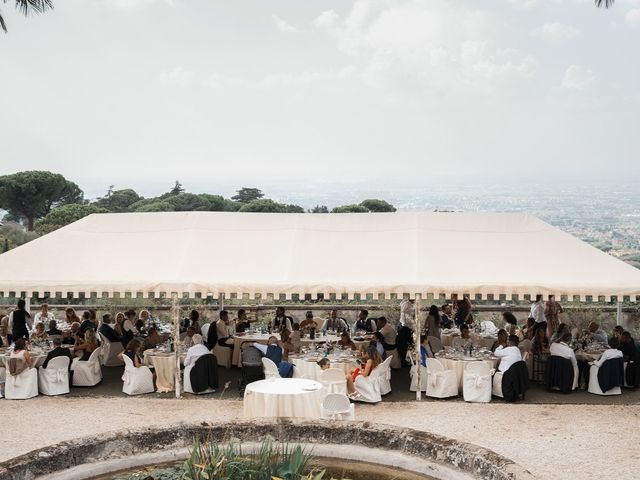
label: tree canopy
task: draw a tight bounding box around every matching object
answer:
[1,0,53,33]
[232,187,264,204]
[34,203,108,235]
[0,171,84,230]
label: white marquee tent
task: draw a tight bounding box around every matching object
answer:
[0,211,639,301]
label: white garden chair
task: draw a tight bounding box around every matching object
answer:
[121,354,155,395]
[98,332,124,367]
[5,361,39,400]
[425,358,458,399]
[321,393,355,420]
[38,356,70,396]
[262,357,281,379]
[71,347,103,386]
[463,361,492,403]
[320,367,347,395]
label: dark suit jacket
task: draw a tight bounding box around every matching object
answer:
[99,323,122,343]
[43,347,73,370]
[80,320,97,336]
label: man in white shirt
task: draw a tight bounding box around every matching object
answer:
[184,334,210,367]
[529,295,545,324]
[216,310,235,348]
[34,303,54,328]
[587,322,608,346]
[376,316,397,351]
[321,310,348,333]
[494,335,523,372]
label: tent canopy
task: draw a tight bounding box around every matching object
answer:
[0,211,638,301]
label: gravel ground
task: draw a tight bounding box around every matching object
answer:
[2,397,639,479]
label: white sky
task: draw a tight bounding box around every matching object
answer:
[1,0,639,197]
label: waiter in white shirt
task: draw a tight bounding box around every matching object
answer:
[529,295,545,324]
[494,335,523,372]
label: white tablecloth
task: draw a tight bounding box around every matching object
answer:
[143,350,185,392]
[290,356,357,381]
[243,378,325,419]
[437,357,500,392]
[441,333,496,349]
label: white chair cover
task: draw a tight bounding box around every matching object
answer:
[425,358,458,399]
[353,360,389,403]
[98,332,124,367]
[377,356,393,395]
[38,356,70,396]
[320,367,347,396]
[387,348,402,369]
[212,343,232,368]
[588,358,622,396]
[409,362,428,392]
[71,347,103,387]
[5,367,39,400]
[427,336,443,353]
[463,361,492,403]
[183,362,216,395]
[492,371,503,397]
[200,323,210,340]
[481,321,498,335]
[121,354,155,395]
[262,357,281,379]
[321,393,355,420]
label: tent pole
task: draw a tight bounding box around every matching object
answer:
[415,294,422,401]
[172,293,182,399]
[616,300,623,327]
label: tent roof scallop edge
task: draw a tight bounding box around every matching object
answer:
[0,211,638,301]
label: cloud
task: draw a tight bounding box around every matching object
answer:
[272,14,300,33]
[108,0,174,9]
[561,65,596,90]
[625,8,640,26]
[530,22,580,41]
[160,67,196,87]
[315,0,536,95]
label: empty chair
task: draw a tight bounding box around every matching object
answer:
[463,362,492,403]
[425,358,458,399]
[262,357,281,379]
[409,361,428,392]
[38,356,70,396]
[98,332,124,367]
[5,360,39,400]
[387,348,402,369]
[212,343,233,369]
[121,354,155,395]
[589,351,624,396]
[71,347,103,387]
[427,336,443,353]
[321,393,355,421]
[320,367,347,395]
[377,356,393,396]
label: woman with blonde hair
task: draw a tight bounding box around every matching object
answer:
[75,328,99,361]
[113,312,125,336]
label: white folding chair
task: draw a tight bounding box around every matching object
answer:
[463,361,492,403]
[427,336,443,353]
[71,347,103,386]
[121,355,155,395]
[5,363,39,400]
[425,358,458,399]
[377,356,393,395]
[409,360,428,392]
[321,393,355,420]
[262,357,281,379]
[38,356,70,396]
[98,332,124,367]
[589,354,623,396]
[320,367,347,395]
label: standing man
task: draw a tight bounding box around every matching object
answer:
[544,295,563,338]
[529,295,545,325]
[398,299,415,368]
[8,299,32,340]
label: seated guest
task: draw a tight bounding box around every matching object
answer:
[253,336,294,376]
[42,337,73,370]
[532,326,550,383]
[188,309,201,335]
[588,322,608,345]
[64,307,81,326]
[34,303,55,326]
[346,343,382,399]
[183,326,196,348]
[270,306,293,333]
[373,332,386,358]
[550,323,570,344]
[376,316,397,351]
[426,305,442,339]
[47,319,63,336]
[290,323,301,345]
[98,314,122,343]
[321,310,348,333]
[609,325,624,349]
[459,324,472,344]
[338,332,357,350]
[74,328,99,361]
[216,310,235,349]
[142,327,162,351]
[113,312,125,337]
[184,334,210,367]
[30,322,48,341]
[119,339,143,367]
[520,318,536,341]
[138,310,151,331]
[0,324,13,347]
[420,334,434,366]
[440,304,454,329]
[68,322,82,343]
[299,311,318,334]
[491,329,508,353]
[317,358,331,370]
[79,310,97,336]
[494,335,522,372]
[618,331,639,364]
[280,329,295,360]
[61,329,75,345]
[550,331,583,385]
[502,311,518,328]
[10,338,33,369]
[234,309,253,333]
[505,323,517,337]
[120,310,139,348]
[354,310,376,333]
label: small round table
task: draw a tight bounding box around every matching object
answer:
[243,378,325,419]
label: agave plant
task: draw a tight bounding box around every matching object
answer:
[0,0,53,33]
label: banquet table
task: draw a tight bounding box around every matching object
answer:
[232,333,272,367]
[143,349,185,392]
[437,355,500,392]
[290,355,357,381]
[243,378,325,419]
[440,331,497,349]
[0,346,73,369]
[575,350,603,362]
